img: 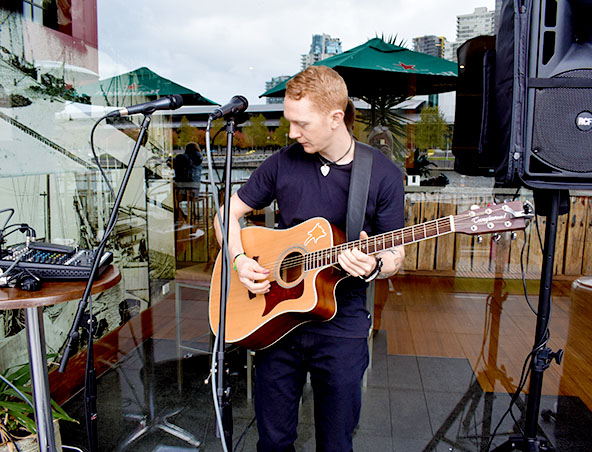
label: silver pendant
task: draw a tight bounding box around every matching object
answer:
[320,164,330,177]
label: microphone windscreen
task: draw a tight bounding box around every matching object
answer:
[170,94,184,109]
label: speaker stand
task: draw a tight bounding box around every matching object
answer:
[492,190,565,452]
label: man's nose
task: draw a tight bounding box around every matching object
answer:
[289,125,300,139]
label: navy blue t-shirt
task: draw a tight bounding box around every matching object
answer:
[237,142,405,338]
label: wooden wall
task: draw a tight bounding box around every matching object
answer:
[403,191,592,278]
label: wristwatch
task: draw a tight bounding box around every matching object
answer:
[361,257,382,282]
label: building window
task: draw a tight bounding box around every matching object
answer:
[22,0,44,24]
[22,0,72,36]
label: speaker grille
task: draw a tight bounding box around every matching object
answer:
[531,69,592,173]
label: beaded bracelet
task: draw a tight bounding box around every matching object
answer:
[232,252,247,271]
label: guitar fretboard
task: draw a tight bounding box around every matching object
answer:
[303,216,454,271]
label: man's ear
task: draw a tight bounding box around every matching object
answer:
[328,109,345,129]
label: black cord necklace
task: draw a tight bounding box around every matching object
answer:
[318,137,355,177]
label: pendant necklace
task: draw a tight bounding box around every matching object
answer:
[318,137,355,177]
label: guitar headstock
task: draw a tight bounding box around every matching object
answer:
[454,201,534,235]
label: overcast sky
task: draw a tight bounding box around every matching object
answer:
[97,0,495,106]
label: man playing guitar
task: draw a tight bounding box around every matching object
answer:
[214,65,405,452]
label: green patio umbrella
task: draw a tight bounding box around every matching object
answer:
[261,37,457,99]
[80,66,217,106]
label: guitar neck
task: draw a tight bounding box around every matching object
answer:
[305,216,455,271]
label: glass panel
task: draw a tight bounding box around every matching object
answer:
[1,2,591,450]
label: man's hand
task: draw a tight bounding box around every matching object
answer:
[235,255,271,294]
[338,231,377,278]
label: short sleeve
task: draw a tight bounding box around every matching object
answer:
[237,152,279,210]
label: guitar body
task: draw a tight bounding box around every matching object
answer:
[209,217,346,349]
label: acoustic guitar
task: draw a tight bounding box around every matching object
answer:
[209,201,532,349]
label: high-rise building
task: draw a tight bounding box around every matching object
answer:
[456,7,496,43]
[444,40,458,61]
[265,75,291,104]
[413,35,447,58]
[301,34,342,69]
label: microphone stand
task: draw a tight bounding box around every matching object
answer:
[215,116,236,450]
[58,113,153,452]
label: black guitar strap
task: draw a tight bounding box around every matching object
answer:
[346,142,374,242]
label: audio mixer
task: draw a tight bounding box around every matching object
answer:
[0,241,113,280]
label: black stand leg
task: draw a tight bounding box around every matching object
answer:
[492,190,566,452]
[214,118,236,451]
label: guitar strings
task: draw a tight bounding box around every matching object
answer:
[255,211,473,273]
[251,205,511,274]
[253,211,466,273]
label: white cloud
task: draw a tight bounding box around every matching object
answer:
[97,0,495,104]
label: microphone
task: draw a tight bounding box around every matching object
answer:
[209,95,248,120]
[107,94,183,117]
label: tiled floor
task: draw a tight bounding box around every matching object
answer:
[61,331,592,452]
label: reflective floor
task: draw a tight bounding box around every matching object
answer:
[59,274,592,451]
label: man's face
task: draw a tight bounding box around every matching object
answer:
[284,96,334,155]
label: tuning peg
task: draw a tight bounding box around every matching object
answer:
[476,235,483,244]
[492,233,501,242]
[511,232,518,241]
[470,204,480,210]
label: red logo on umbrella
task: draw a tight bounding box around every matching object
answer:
[398,62,416,70]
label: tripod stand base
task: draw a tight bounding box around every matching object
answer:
[115,409,200,451]
[492,434,554,452]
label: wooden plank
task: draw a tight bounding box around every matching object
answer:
[554,207,568,275]
[582,198,592,275]
[471,195,492,274]
[564,196,587,275]
[527,215,545,275]
[454,196,478,275]
[435,194,456,271]
[509,225,528,276]
[416,193,438,271]
[403,193,422,271]
[492,232,511,277]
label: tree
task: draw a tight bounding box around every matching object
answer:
[176,116,195,147]
[272,116,294,147]
[414,106,449,150]
[242,114,271,148]
[233,130,248,148]
[210,118,229,147]
[174,116,207,148]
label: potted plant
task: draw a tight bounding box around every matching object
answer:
[1,361,77,451]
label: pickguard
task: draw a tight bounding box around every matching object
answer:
[262,279,305,316]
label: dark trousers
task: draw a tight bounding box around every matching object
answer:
[254,330,369,452]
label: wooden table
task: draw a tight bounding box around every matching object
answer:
[0,266,121,452]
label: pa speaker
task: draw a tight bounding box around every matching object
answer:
[521,0,592,189]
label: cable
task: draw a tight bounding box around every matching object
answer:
[62,446,87,452]
[0,372,34,409]
[234,415,257,451]
[520,228,538,315]
[486,208,556,450]
[0,208,14,232]
[89,117,116,201]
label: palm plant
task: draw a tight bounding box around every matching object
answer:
[0,361,76,443]
[356,34,411,164]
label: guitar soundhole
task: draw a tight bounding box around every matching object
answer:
[279,251,303,285]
